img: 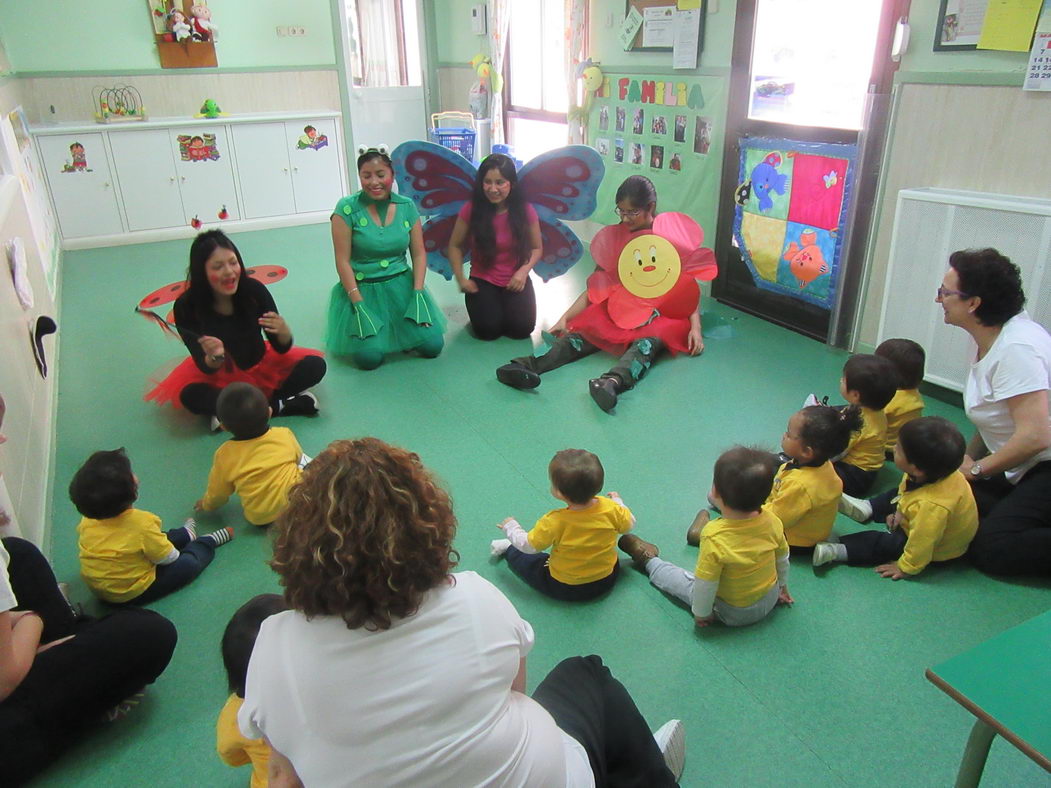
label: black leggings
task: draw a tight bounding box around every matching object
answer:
[465,276,536,340]
[179,354,327,416]
[967,461,1051,577]
[532,655,678,787]
[0,538,177,786]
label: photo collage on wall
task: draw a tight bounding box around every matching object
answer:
[591,75,713,178]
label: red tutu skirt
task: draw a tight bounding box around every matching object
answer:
[569,302,691,356]
[145,344,323,407]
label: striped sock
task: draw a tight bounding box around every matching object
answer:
[200,526,234,547]
[182,518,198,541]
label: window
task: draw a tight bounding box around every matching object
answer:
[505,0,569,161]
[346,0,422,87]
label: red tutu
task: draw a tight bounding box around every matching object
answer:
[145,344,323,407]
[569,302,691,357]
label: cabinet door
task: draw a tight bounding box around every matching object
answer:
[109,129,185,231]
[35,133,123,238]
[170,126,240,224]
[285,119,344,214]
[230,123,295,219]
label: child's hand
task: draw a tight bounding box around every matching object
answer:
[875,562,907,580]
[777,585,795,605]
[885,512,904,531]
[694,614,715,628]
[606,491,624,504]
[497,517,516,531]
[193,499,204,512]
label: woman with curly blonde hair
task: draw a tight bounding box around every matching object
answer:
[238,437,686,787]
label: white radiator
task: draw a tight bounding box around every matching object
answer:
[878,188,1051,392]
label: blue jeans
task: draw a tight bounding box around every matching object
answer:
[122,526,215,605]
[505,546,618,601]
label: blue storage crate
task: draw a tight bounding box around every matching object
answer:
[429,127,476,161]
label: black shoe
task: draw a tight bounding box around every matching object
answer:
[589,377,620,412]
[496,362,541,390]
[276,392,319,416]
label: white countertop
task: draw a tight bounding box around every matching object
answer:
[30,110,341,135]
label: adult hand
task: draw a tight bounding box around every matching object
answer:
[507,269,530,293]
[694,614,715,628]
[875,562,907,580]
[258,311,289,336]
[458,278,478,295]
[687,327,704,356]
[777,586,795,605]
[198,335,225,359]
[959,454,978,482]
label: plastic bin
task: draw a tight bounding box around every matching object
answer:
[428,127,476,161]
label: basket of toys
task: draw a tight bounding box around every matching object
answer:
[429,112,476,162]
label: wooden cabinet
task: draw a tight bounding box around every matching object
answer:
[32,113,345,247]
[35,133,123,239]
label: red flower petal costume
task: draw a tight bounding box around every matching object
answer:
[567,213,717,355]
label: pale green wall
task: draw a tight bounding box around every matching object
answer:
[0,0,335,73]
[433,0,486,64]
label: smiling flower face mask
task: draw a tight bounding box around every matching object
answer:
[617,235,681,300]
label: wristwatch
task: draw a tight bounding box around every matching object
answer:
[969,462,984,479]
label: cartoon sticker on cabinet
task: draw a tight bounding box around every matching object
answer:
[61,142,93,173]
[177,133,220,162]
[296,125,329,151]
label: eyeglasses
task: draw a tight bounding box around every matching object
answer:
[614,208,643,218]
[936,286,970,300]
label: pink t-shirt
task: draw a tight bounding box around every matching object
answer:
[458,202,539,288]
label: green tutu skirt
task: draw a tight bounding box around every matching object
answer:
[325,271,446,357]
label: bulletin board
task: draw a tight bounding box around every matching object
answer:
[625,1,692,51]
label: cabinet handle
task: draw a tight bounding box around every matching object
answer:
[103,182,110,188]
[170,176,176,183]
[282,167,288,173]
[181,176,187,183]
[293,167,299,173]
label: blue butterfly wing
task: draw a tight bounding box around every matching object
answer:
[533,218,584,282]
[421,215,466,280]
[391,141,475,217]
[518,145,605,222]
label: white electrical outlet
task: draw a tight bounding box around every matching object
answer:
[288,26,306,37]
[276,25,288,37]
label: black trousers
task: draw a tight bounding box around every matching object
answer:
[179,354,327,416]
[465,276,536,340]
[532,655,678,787]
[967,460,1051,576]
[840,528,908,566]
[0,538,177,785]
[514,333,665,389]
[505,547,618,601]
[833,461,878,498]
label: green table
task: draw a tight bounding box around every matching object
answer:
[926,610,1051,787]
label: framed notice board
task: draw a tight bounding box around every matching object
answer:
[626,1,680,52]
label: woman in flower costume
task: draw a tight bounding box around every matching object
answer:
[496,176,716,411]
[327,146,446,369]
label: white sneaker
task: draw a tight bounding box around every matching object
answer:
[653,719,685,781]
[490,538,511,558]
[838,493,873,523]
[803,393,821,407]
[209,415,222,432]
[812,542,838,567]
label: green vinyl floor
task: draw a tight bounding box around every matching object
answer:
[36,223,1051,787]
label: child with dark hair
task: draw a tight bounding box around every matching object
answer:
[72,448,232,604]
[196,382,308,526]
[834,354,898,496]
[217,594,288,787]
[491,449,634,601]
[814,417,978,579]
[875,338,926,456]
[620,446,792,628]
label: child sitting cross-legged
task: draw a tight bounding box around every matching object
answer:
[813,416,978,579]
[620,446,793,628]
[875,338,926,460]
[834,354,899,497]
[216,594,288,787]
[73,449,232,605]
[196,382,309,526]
[491,449,634,601]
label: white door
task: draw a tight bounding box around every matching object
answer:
[348,87,428,191]
[169,125,240,225]
[109,129,185,231]
[285,118,343,213]
[36,133,123,238]
[230,123,295,219]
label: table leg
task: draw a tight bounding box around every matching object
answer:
[955,719,996,788]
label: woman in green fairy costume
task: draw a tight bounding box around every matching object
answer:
[326,146,446,369]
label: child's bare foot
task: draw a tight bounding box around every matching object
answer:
[618,534,658,567]
[686,510,710,546]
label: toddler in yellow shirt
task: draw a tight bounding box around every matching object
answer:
[196,383,309,526]
[834,354,898,497]
[73,448,233,605]
[813,417,978,579]
[491,449,634,601]
[217,594,287,787]
[875,338,926,459]
[620,446,792,628]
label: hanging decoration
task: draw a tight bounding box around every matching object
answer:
[468,54,503,120]
[150,1,218,69]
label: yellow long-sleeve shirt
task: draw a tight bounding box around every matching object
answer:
[201,427,303,525]
[884,388,924,451]
[77,508,173,603]
[843,406,888,472]
[527,496,634,584]
[766,461,842,547]
[895,471,978,575]
[217,694,271,788]
[694,509,789,607]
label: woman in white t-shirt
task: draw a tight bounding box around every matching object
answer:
[937,248,1051,576]
[239,437,685,787]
